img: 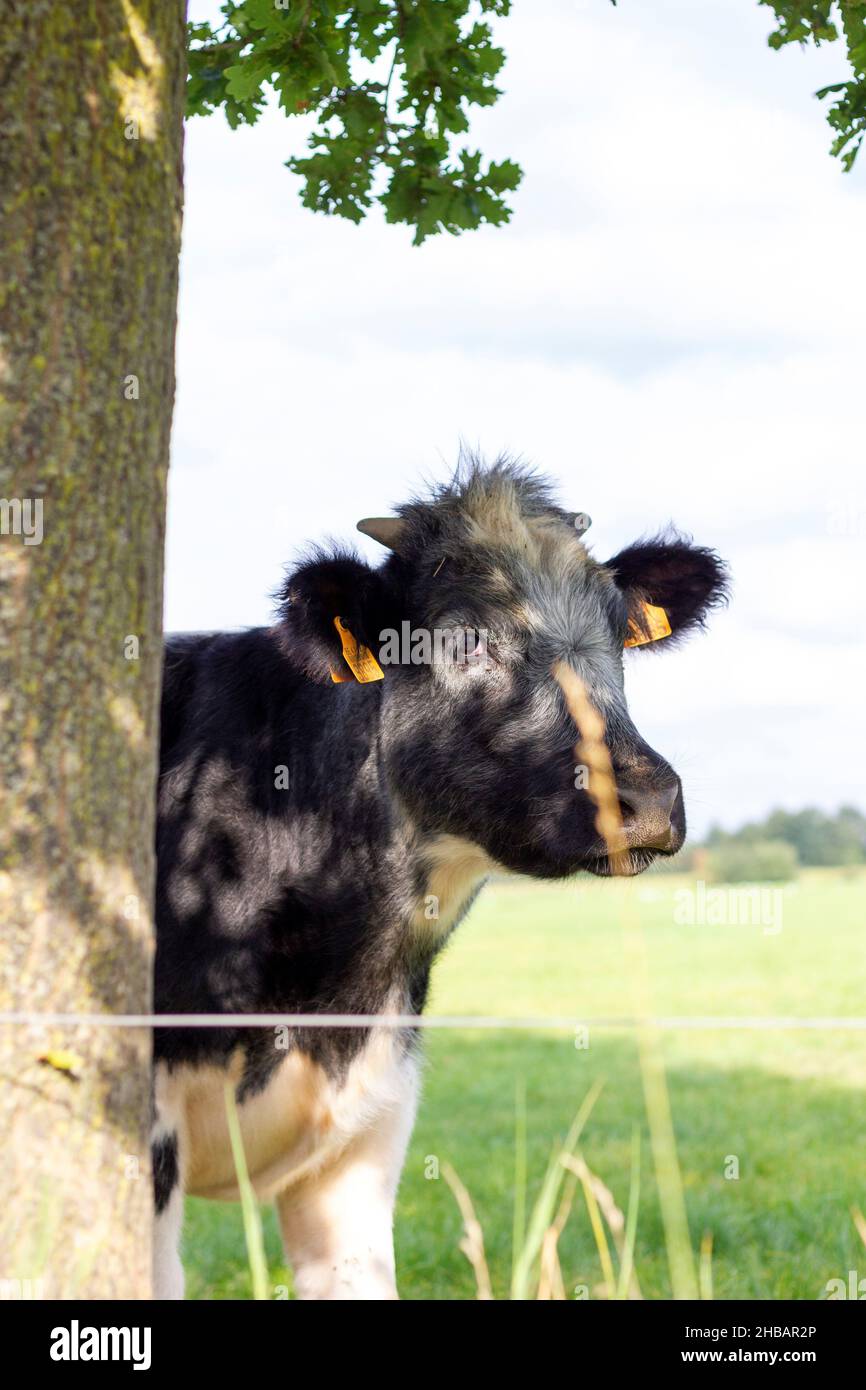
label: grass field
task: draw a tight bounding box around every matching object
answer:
[185,868,866,1300]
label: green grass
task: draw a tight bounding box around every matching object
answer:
[185,867,866,1300]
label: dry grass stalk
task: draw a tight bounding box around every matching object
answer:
[562,1152,643,1299]
[537,1178,576,1300]
[442,1161,494,1300]
[562,1154,617,1297]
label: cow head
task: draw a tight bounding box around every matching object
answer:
[280,460,728,878]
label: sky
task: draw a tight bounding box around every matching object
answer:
[169,0,865,837]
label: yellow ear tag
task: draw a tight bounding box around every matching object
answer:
[330,616,384,683]
[624,601,672,648]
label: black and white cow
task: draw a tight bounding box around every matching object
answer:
[152,459,727,1299]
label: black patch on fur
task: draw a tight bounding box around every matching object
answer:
[152,1133,179,1214]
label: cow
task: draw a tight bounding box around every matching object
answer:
[152,458,728,1299]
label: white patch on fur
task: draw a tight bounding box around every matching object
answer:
[157,1027,414,1205]
[410,833,495,945]
[276,1063,419,1299]
[152,1015,420,1298]
[151,1074,187,1301]
[153,1184,185,1301]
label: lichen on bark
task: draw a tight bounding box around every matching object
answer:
[0,0,187,1298]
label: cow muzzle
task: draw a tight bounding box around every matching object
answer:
[616,777,683,853]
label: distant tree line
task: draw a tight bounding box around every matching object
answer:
[653,806,866,882]
[706,806,866,866]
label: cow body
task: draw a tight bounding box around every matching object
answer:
[152,460,727,1299]
[153,629,490,1297]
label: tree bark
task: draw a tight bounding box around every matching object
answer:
[0,0,186,1299]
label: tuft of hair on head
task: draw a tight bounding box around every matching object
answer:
[387,451,575,562]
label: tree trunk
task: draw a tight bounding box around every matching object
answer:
[0,0,186,1299]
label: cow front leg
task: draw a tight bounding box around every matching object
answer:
[276,1071,418,1300]
[153,1163,185,1301]
[152,1068,186,1301]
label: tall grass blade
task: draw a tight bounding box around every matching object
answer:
[512,1074,527,1288]
[616,1125,642,1300]
[224,1081,269,1301]
[699,1230,714,1301]
[565,1152,617,1297]
[510,1077,604,1299]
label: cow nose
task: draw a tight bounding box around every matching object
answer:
[616,779,681,851]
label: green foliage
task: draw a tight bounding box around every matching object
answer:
[706,805,866,867]
[761,1,866,168]
[186,1,522,243]
[706,837,799,884]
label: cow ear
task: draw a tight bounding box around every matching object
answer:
[605,535,729,647]
[276,551,395,683]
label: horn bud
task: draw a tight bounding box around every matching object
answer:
[357,516,405,550]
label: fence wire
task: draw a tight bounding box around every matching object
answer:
[1,1010,864,1030]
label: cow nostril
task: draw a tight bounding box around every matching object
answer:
[615,779,681,849]
[656,780,680,822]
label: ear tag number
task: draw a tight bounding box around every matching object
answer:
[624,601,671,648]
[329,616,385,683]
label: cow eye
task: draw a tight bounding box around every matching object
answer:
[446,626,493,669]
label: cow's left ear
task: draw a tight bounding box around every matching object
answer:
[276,551,396,683]
[604,535,729,647]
